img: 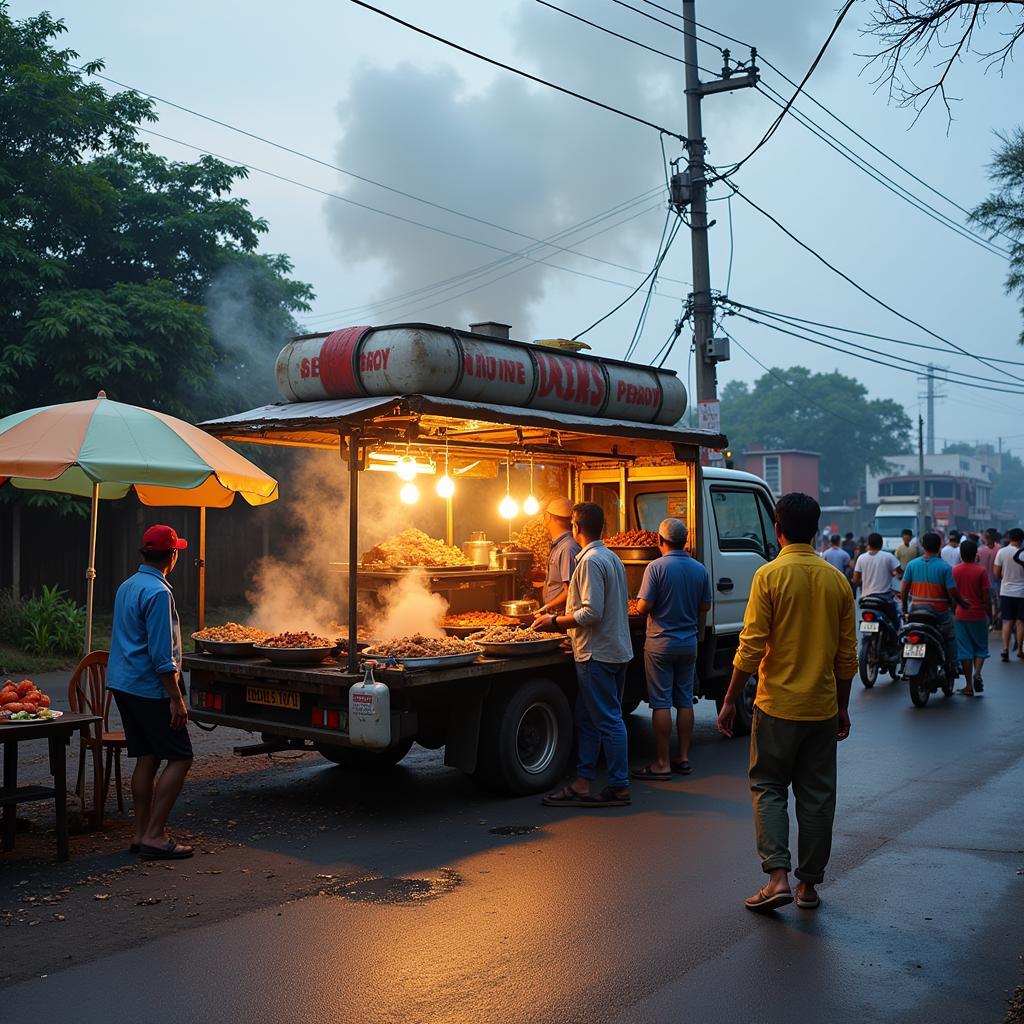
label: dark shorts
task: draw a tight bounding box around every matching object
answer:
[112,690,194,761]
[999,595,1024,621]
[644,643,698,710]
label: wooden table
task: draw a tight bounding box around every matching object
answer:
[1,713,101,862]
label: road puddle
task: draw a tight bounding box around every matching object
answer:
[333,868,462,905]
[488,825,542,836]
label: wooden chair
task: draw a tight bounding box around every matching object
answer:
[68,651,127,829]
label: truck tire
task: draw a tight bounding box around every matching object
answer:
[715,676,757,737]
[476,677,572,795]
[316,738,413,769]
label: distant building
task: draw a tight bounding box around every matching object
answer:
[742,449,820,501]
[865,453,996,504]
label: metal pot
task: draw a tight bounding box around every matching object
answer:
[501,599,539,617]
[496,550,534,574]
[462,538,495,566]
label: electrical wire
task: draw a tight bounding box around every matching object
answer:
[141,128,687,312]
[724,194,735,296]
[723,309,1023,396]
[724,301,1024,368]
[623,208,674,360]
[725,182,1024,385]
[347,0,684,139]
[572,214,683,341]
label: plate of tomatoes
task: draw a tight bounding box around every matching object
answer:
[0,679,59,722]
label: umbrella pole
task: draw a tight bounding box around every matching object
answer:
[347,430,360,676]
[84,482,100,655]
[197,506,207,630]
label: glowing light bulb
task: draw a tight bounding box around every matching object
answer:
[396,457,418,482]
[523,494,540,516]
[399,482,420,504]
[436,475,455,499]
[499,494,519,519]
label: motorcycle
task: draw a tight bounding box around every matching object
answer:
[897,605,957,707]
[858,595,901,687]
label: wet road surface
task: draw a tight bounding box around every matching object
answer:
[3,651,1024,1023]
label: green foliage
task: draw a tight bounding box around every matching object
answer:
[2,585,86,655]
[971,128,1024,344]
[720,367,912,504]
[0,6,313,428]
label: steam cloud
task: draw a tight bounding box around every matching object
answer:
[324,1,843,336]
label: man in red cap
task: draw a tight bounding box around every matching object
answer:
[107,524,194,859]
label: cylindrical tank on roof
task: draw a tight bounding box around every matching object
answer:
[275,323,687,425]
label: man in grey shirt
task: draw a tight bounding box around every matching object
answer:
[534,501,632,807]
[537,496,581,617]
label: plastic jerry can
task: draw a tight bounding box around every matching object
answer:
[348,663,391,749]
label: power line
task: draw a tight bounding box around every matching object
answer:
[141,128,690,311]
[726,182,1024,385]
[347,0,684,139]
[620,0,1015,246]
[87,69,692,291]
[724,301,1024,368]
[624,208,676,360]
[724,309,1023,396]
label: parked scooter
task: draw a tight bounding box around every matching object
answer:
[897,605,957,707]
[858,595,901,687]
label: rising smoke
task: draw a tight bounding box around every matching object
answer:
[323,1,843,336]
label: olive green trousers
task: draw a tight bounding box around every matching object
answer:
[749,706,838,885]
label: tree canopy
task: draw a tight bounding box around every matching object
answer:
[0,6,312,424]
[720,366,912,504]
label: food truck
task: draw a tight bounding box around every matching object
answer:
[185,323,775,794]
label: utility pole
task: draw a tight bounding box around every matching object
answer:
[677,0,758,451]
[917,363,946,455]
[918,413,926,542]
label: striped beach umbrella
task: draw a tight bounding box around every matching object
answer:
[0,391,278,649]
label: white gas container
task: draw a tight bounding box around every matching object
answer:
[348,663,391,749]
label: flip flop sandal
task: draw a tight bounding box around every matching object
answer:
[975,680,984,693]
[580,786,631,807]
[139,840,194,860]
[796,893,821,909]
[630,765,672,781]
[542,784,592,807]
[670,760,693,775]
[744,886,794,913]
[1001,651,1010,662]
[129,843,141,854]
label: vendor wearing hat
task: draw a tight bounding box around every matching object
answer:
[537,496,581,618]
[107,524,194,860]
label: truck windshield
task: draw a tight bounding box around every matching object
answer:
[875,515,918,534]
[635,490,687,531]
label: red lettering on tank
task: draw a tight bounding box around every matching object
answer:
[311,356,320,378]
[300,358,310,379]
[517,363,526,384]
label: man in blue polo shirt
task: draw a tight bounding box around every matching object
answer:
[631,518,711,779]
[108,524,194,860]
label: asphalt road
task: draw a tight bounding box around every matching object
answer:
[4,648,1024,1023]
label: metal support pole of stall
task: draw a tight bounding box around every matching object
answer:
[445,496,454,547]
[347,429,360,675]
[196,505,207,630]
[83,481,100,655]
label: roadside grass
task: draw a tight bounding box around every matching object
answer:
[0,603,251,676]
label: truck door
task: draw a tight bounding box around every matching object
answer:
[706,485,777,635]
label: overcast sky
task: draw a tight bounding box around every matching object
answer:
[23,0,1024,454]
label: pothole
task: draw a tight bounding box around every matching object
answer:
[332,868,462,905]
[488,825,543,837]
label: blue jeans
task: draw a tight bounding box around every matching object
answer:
[574,659,629,789]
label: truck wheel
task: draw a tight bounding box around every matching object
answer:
[477,678,572,795]
[715,676,757,737]
[316,738,413,769]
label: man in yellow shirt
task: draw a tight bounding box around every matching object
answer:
[717,492,857,913]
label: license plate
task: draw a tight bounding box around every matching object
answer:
[860,621,880,633]
[246,686,300,710]
[902,643,926,659]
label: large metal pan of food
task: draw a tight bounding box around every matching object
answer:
[467,626,567,657]
[252,632,340,665]
[606,530,661,561]
[192,623,272,657]
[441,612,523,638]
[361,634,483,670]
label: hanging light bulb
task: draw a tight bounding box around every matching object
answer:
[399,482,420,504]
[523,456,540,516]
[396,456,418,482]
[435,439,455,498]
[499,453,518,519]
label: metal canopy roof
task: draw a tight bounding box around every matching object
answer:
[201,394,728,454]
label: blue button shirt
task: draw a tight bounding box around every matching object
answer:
[638,550,712,649]
[107,565,182,699]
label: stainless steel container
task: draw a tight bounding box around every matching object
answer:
[501,599,539,617]
[462,538,495,566]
